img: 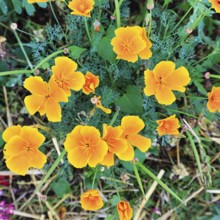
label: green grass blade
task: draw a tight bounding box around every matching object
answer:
[137,162,186,205]
[132,161,145,197]
[186,131,204,183]
[35,149,66,193]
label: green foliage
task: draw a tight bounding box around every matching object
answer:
[51,176,71,198]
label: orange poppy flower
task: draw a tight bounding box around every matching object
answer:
[156,114,180,136]
[117,200,133,220]
[144,61,191,105]
[100,124,128,166]
[64,125,108,168]
[80,189,104,211]
[209,0,220,13]
[111,26,152,63]
[117,116,151,161]
[2,125,46,176]
[51,56,85,97]
[82,72,100,95]
[207,86,220,112]
[91,96,111,114]
[68,0,95,17]
[24,76,68,122]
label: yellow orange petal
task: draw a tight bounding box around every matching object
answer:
[4,136,26,158]
[79,126,101,145]
[153,61,175,80]
[121,116,145,135]
[144,70,156,96]
[67,147,89,168]
[68,71,85,91]
[166,66,191,92]
[88,140,108,167]
[138,47,152,60]
[129,134,151,152]
[100,151,114,167]
[24,76,48,95]
[5,154,30,176]
[116,142,134,161]
[155,86,176,105]
[48,77,68,103]
[24,95,45,115]
[20,126,45,148]
[45,101,62,122]
[2,125,21,142]
[29,149,47,169]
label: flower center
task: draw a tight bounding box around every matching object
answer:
[79,2,86,12]
[121,41,131,54]
[211,96,220,102]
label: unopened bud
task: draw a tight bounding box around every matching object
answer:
[10,23,18,30]
[146,0,154,10]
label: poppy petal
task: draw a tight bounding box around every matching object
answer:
[155,86,176,105]
[5,154,30,176]
[45,101,62,122]
[24,95,45,115]
[29,149,47,169]
[2,125,21,142]
[121,116,145,135]
[129,134,151,152]
[153,61,175,80]
[144,70,156,96]
[166,66,191,92]
[68,71,85,91]
[116,142,134,161]
[100,151,114,167]
[24,76,48,95]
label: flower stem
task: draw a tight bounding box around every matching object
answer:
[35,149,67,193]
[92,166,98,189]
[109,107,120,126]
[0,69,32,76]
[13,30,33,70]
[84,17,92,45]
[209,74,220,79]
[114,0,121,28]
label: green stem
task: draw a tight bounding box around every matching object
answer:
[33,49,64,71]
[186,131,204,183]
[137,162,186,205]
[114,0,121,28]
[35,150,67,193]
[132,161,145,197]
[109,108,120,126]
[0,70,32,76]
[111,168,121,199]
[92,166,98,189]
[13,30,33,70]
[209,74,220,79]
[113,0,124,17]
[84,18,92,45]
[164,108,198,119]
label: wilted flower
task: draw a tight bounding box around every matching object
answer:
[24,76,68,122]
[93,19,101,32]
[51,56,85,96]
[2,125,46,175]
[64,125,108,168]
[111,26,152,62]
[117,116,151,161]
[207,86,220,112]
[156,114,180,136]
[68,0,95,17]
[144,61,191,105]
[117,200,133,220]
[82,72,100,95]
[91,96,111,114]
[80,189,104,211]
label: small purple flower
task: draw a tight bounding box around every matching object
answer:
[0,201,14,219]
[0,190,4,196]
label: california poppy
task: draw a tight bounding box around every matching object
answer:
[82,72,99,95]
[111,26,152,62]
[207,86,220,112]
[117,116,151,161]
[64,125,108,168]
[51,56,85,97]
[68,0,95,17]
[144,61,191,105]
[2,125,46,176]
[24,76,68,122]
[156,114,180,136]
[117,200,133,220]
